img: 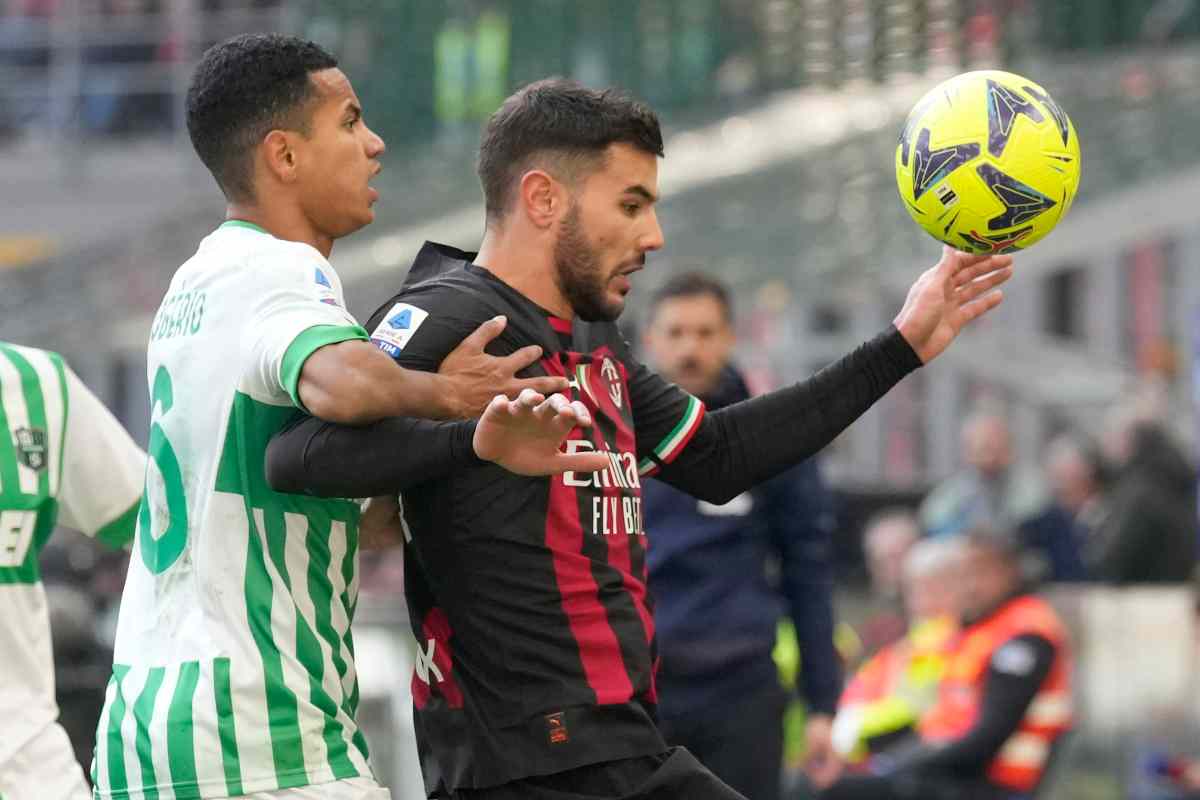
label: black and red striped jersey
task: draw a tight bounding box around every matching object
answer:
[364,243,706,793]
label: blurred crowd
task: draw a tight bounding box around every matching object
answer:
[917,397,1196,587]
[0,0,283,139]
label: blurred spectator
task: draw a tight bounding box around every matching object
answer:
[641,273,842,800]
[920,409,1047,541]
[1093,417,1197,584]
[857,509,921,657]
[831,538,964,775]
[1024,433,1109,581]
[82,0,170,134]
[0,0,54,135]
[821,530,1074,800]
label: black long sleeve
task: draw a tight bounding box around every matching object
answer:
[899,633,1057,779]
[265,414,482,498]
[654,327,922,504]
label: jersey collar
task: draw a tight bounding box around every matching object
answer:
[220,219,269,235]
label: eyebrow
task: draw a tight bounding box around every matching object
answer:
[624,184,658,203]
[345,102,362,120]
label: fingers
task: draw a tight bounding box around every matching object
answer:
[482,393,509,417]
[554,399,594,431]
[959,288,1005,324]
[508,388,545,414]
[502,345,565,397]
[935,244,963,277]
[503,343,545,373]
[532,393,594,427]
[461,315,507,351]
[512,376,570,396]
[955,265,1013,304]
[556,451,613,474]
[952,254,1014,288]
[938,244,1012,280]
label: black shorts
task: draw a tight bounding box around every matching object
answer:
[445,747,748,800]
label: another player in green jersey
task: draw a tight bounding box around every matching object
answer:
[0,342,145,800]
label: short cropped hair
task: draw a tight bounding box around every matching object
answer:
[186,33,338,202]
[477,78,664,221]
[647,272,734,324]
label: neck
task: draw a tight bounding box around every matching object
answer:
[475,222,572,318]
[226,201,334,259]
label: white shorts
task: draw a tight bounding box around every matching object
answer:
[245,777,392,800]
[0,721,90,800]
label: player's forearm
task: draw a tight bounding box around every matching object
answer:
[658,327,921,503]
[266,414,482,497]
[298,340,456,424]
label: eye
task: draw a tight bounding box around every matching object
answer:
[622,202,640,216]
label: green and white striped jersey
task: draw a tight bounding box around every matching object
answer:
[0,342,143,768]
[94,221,373,799]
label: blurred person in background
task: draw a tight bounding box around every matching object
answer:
[857,510,922,657]
[820,530,1073,800]
[640,273,842,800]
[831,538,964,777]
[920,408,1046,541]
[1031,433,1108,580]
[1093,413,1197,584]
[0,343,144,799]
[81,0,165,134]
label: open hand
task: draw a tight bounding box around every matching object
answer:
[893,245,1014,363]
[439,316,570,418]
[474,389,612,477]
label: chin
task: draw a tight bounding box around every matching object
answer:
[338,209,374,237]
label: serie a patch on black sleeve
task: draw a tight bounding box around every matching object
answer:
[991,640,1038,676]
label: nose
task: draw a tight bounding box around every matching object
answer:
[364,123,386,159]
[640,208,665,253]
[679,331,703,359]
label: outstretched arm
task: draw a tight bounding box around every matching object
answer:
[299,316,568,423]
[647,248,1012,503]
[268,389,611,497]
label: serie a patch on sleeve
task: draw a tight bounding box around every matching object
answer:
[370,303,430,357]
[314,267,341,306]
[992,640,1037,676]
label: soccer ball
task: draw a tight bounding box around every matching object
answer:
[895,70,1081,254]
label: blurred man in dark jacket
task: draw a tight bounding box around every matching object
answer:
[641,273,843,800]
[1096,419,1196,583]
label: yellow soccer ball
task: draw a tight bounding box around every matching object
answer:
[895,70,1081,254]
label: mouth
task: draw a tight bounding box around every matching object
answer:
[367,164,382,202]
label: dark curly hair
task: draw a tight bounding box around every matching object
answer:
[477,78,664,222]
[186,33,338,202]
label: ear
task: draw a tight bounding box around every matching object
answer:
[518,169,567,229]
[261,129,299,185]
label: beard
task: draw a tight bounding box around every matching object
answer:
[553,204,622,322]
